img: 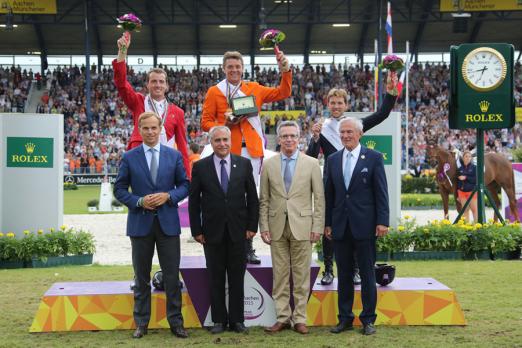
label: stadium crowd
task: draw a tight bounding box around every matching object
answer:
[0,66,32,113]
[1,60,519,174]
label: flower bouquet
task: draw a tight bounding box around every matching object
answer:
[259,28,286,55]
[116,13,142,53]
[379,54,405,72]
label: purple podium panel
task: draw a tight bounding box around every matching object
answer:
[180,255,320,327]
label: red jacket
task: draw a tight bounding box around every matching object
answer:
[112,59,191,177]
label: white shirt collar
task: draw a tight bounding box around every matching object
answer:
[143,142,161,153]
[343,143,361,159]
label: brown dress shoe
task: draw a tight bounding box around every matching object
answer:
[294,323,309,334]
[264,321,291,333]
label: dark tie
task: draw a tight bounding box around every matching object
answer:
[149,148,158,185]
[283,158,292,193]
[220,159,229,193]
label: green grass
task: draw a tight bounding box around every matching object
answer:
[64,186,126,214]
[1,261,521,347]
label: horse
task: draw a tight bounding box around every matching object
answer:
[426,145,520,222]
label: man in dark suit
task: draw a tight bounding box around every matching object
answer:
[324,117,389,336]
[307,72,398,286]
[114,112,190,339]
[189,125,259,334]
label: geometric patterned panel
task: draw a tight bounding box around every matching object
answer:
[30,293,201,332]
[307,289,466,326]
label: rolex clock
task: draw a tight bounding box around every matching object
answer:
[449,43,514,129]
[461,47,507,92]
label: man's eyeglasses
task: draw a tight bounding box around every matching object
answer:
[279,134,298,139]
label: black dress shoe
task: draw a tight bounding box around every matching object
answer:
[353,272,361,285]
[246,250,261,264]
[171,326,188,338]
[320,271,334,285]
[330,321,353,334]
[362,323,376,335]
[133,326,148,338]
[230,322,248,333]
[210,323,226,334]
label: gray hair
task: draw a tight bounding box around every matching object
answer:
[209,125,231,140]
[276,120,300,138]
[338,117,363,133]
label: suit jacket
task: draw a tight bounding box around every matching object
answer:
[112,60,191,177]
[201,72,292,158]
[114,144,189,237]
[324,146,389,240]
[188,154,259,244]
[259,152,325,241]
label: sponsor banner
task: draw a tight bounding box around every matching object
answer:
[361,135,393,165]
[440,0,522,12]
[6,137,53,168]
[0,0,57,14]
[259,110,306,125]
[64,174,118,185]
[516,107,522,122]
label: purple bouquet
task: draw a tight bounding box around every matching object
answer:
[259,29,286,54]
[117,13,142,32]
[379,55,405,72]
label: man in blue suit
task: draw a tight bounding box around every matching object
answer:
[324,117,389,336]
[114,112,190,339]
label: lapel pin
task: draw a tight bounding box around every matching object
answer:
[233,164,237,168]
[361,155,365,159]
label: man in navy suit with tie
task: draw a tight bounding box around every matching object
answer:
[324,117,389,336]
[188,126,259,334]
[114,112,190,339]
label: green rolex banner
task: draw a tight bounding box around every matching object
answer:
[6,137,54,168]
[361,135,392,165]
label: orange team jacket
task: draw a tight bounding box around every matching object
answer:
[201,71,292,158]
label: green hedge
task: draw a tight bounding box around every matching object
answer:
[402,176,439,194]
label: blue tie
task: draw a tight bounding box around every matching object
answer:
[283,158,293,193]
[149,148,158,185]
[343,151,352,190]
[220,159,229,193]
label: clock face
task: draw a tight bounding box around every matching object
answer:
[233,96,255,109]
[462,47,507,92]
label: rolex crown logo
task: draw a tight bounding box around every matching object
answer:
[25,142,36,154]
[366,140,377,150]
[479,100,490,113]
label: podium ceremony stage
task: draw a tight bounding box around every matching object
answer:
[30,256,466,332]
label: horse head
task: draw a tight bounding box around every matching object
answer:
[426,142,440,167]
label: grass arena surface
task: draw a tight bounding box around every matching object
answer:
[1,261,521,347]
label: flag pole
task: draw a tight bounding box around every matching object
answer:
[405,40,410,172]
[374,39,379,112]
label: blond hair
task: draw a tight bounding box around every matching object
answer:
[223,51,244,67]
[138,111,162,127]
[327,88,349,104]
[146,68,168,83]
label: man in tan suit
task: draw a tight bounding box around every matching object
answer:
[259,121,325,335]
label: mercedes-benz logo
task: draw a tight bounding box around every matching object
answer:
[64,175,75,184]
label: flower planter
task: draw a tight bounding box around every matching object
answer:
[31,254,94,268]
[376,251,390,261]
[463,250,490,260]
[88,207,97,212]
[112,206,124,212]
[0,260,25,269]
[392,251,464,261]
[508,247,521,260]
